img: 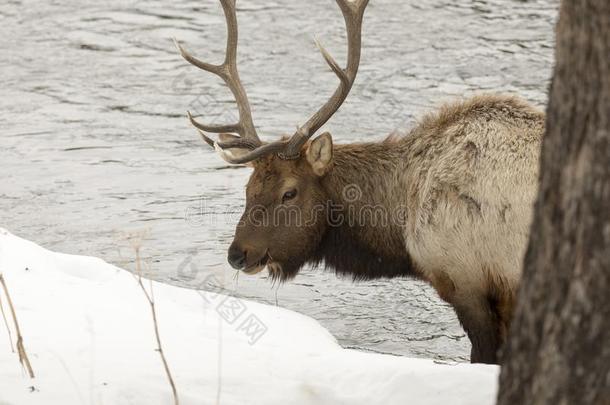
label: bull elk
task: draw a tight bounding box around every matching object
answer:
[174,0,544,364]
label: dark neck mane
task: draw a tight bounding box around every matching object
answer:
[309,142,419,280]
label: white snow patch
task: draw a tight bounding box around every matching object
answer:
[0,229,498,404]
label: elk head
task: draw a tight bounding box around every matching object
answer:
[175,0,369,280]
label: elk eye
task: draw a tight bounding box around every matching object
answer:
[282,189,297,202]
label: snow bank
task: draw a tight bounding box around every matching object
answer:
[0,229,498,404]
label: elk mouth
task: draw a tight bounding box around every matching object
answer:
[243,253,269,275]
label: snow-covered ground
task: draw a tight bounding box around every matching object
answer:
[0,229,498,405]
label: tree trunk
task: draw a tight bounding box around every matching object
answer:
[497,1,609,404]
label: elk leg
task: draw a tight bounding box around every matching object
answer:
[453,296,501,364]
[493,287,517,357]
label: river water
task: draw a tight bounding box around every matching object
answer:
[1,0,558,361]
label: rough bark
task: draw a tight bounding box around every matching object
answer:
[497,1,610,404]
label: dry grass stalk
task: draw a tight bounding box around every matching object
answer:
[124,231,179,405]
[0,288,15,352]
[0,274,35,378]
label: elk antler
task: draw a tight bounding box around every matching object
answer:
[174,0,261,151]
[280,0,369,159]
[176,0,369,164]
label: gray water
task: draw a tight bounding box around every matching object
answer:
[1,0,558,361]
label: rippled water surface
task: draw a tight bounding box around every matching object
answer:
[1,0,558,361]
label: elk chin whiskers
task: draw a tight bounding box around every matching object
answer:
[265,252,285,283]
[242,252,270,275]
[243,264,265,275]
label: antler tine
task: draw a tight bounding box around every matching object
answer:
[174,0,260,146]
[215,140,290,164]
[281,0,369,159]
[187,111,239,134]
[194,126,261,151]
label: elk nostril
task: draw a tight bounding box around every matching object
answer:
[227,244,246,270]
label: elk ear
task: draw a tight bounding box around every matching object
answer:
[215,133,255,167]
[306,132,333,176]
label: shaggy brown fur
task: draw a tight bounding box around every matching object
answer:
[227,94,544,364]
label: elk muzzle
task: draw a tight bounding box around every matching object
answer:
[227,241,268,274]
[227,242,247,270]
